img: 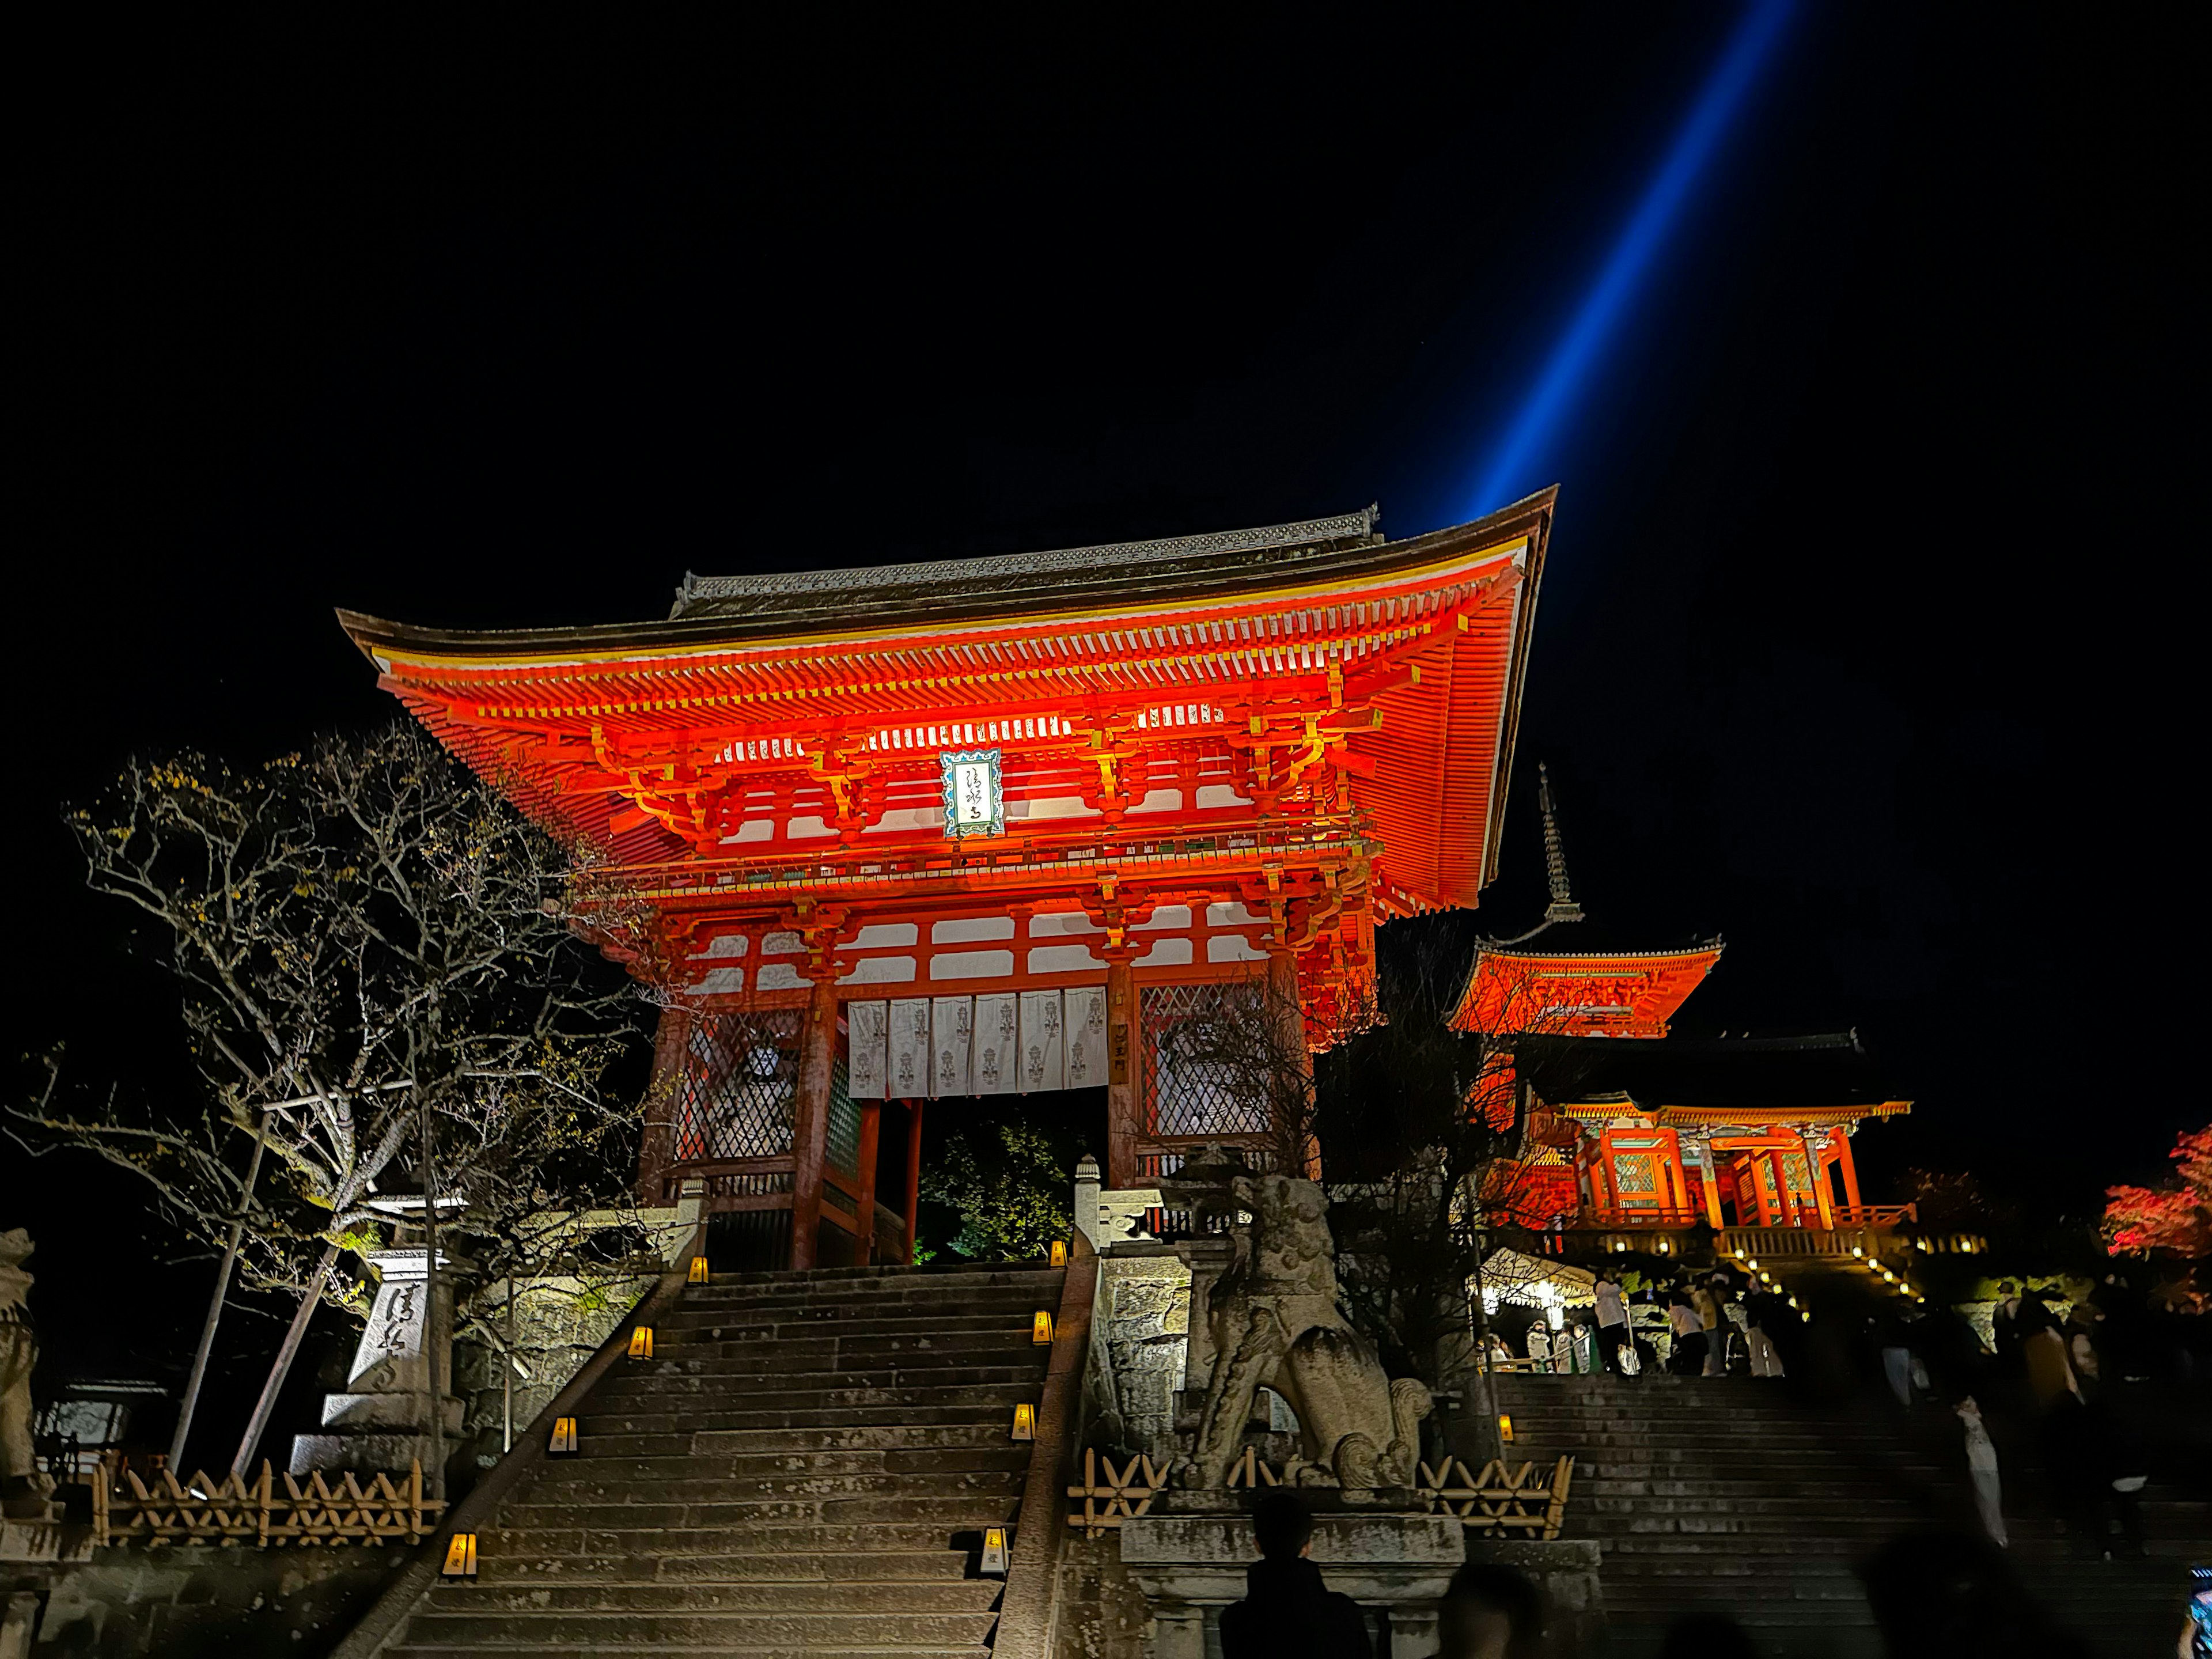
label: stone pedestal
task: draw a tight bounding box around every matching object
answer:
[1120,1512,1463,1659]
[290,1249,460,1476]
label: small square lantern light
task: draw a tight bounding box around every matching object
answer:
[1498,1414,1516,1444]
[1011,1403,1037,1441]
[441,1533,479,1578]
[980,1527,1009,1576]
[1031,1310,1055,1345]
[628,1327,654,1359]
[1050,1240,1068,1268]
[548,1416,579,1455]
[688,1256,711,1285]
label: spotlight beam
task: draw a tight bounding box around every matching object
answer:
[1469,0,1796,516]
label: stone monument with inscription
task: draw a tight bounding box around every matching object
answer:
[289,1244,460,1476]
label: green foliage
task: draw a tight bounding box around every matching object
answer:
[919,1120,1072,1263]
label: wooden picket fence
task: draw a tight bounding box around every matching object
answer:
[94,1459,445,1548]
[1064,1449,1166,1537]
[1065,1445,1575,1540]
[1417,1455,1575,1540]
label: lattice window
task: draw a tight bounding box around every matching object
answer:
[672,1008,801,1162]
[1612,1153,1657,1195]
[1142,981,1272,1139]
[825,1054,859,1176]
[1781,1151,1812,1194]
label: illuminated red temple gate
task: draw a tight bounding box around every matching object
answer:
[342,494,1554,1266]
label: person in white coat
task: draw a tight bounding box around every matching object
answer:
[1956,1395,2008,1548]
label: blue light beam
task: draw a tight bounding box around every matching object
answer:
[1468,0,1796,517]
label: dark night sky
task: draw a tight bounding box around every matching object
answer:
[5,11,2198,1412]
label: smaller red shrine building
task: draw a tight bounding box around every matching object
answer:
[1451,768,1912,1240]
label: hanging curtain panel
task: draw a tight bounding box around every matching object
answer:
[973,993,1018,1094]
[1064,984,1109,1090]
[888,997,932,1100]
[847,1001,889,1100]
[931,996,975,1097]
[1018,989,1065,1093]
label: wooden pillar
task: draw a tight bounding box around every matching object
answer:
[1662,1130,1690,1217]
[1700,1161,1725,1229]
[1804,1128,1835,1230]
[1835,1130,1863,1214]
[789,976,838,1270]
[1104,955,1140,1189]
[635,1004,693,1205]
[1267,948,1317,1177]
[855,1101,882,1264]
[902,1098,926,1264]
[1589,1133,1616,1219]
[1750,1152,1780,1227]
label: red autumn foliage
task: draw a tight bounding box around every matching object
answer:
[2103,1125,2212,1257]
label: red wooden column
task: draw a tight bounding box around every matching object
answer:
[634,1003,694,1204]
[1660,1129,1691,1216]
[855,1101,882,1264]
[1267,946,1318,1177]
[1104,953,1140,1189]
[789,975,838,1270]
[1834,1130,1864,1215]
[1802,1127,1835,1229]
[902,1099,926,1263]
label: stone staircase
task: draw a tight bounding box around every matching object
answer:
[382,1262,1063,1658]
[1493,1372,2206,1658]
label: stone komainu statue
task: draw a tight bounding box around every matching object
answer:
[0,1228,47,1512]
[1181,1175,1430,1490]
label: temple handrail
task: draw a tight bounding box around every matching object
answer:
[994,1234,1097,1659]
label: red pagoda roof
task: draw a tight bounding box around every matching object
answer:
[339,492,1556,921]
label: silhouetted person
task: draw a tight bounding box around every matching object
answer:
[1434,1560,1543,1659]
[1658,1610,1759,1659]
[1594,1274,1631,1375]
[1859,1528,2091,1658]
[1955,1395,2008,1547]
[1993,1281,2024,1376]
[1220,1490,1371,1659]
[1668,1291,1701,1374]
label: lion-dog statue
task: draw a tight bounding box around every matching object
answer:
[0,1227,56,1518]
[1177,1173,1430,1490]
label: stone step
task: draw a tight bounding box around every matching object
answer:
[401,1609,1000,1647]
[585,1380,1042,1411]
[380,1264,1051,1656]
[496,1492,1022,1530]
[529,1446,1031,1484]
[654,1309,1052,1336]
[392,1648,992,1659]
[583,1402,1037,1434]
[472,1548,975,1585]
[513,1471,1025,1505]
[425,1580,1001,1614]
[478,1521,995,1558]
[562,1423,1016,1459]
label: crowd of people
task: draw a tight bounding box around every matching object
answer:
[1215,1488,2202,1657]
[1502,1267,1793,1381]
[1486,1262,2196,1570]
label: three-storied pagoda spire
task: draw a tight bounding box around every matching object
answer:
[1539,762,1585,927]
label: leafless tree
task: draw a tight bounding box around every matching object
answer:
[9,724,664,1482]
